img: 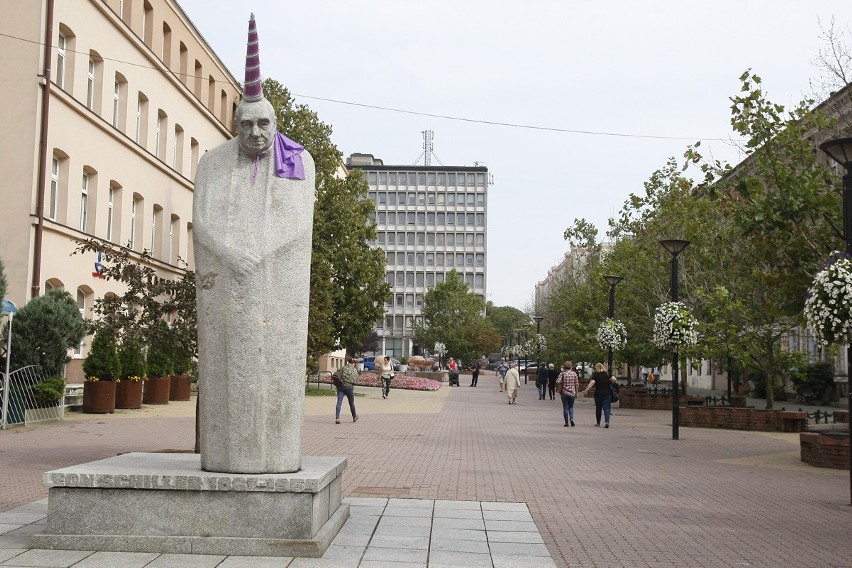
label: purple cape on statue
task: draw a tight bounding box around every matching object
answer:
[274,131,305,180]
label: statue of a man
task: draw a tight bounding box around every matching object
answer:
[193,14,315,474]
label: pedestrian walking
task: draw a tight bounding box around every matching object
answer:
[536,363,548,400]
[332,356,358,424]
[378,355,394,399]
[652,367,661,384]
[547,363,559,400]
[496,357,509,392]
[505,361,521,404]
[470,359,481,387]
[555,360,579,427]
[641,366,650,387]
[582,363,618,427]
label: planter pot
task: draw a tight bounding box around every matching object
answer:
[115,380,144,409]
[143,376,171,405]
[398,365,409,373]
[169,375,192,401]
[83,381,116,414]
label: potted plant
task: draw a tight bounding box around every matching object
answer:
[169,350,193,401]
[143,321,172,405]
[82,331,120,413]
[398,356,409,373]
[116,338,145,409]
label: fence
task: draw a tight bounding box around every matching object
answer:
[0,365,64,427]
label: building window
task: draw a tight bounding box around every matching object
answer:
[112,80,120,127]
[56,31,67,89]
[476,193,485,207]
[476,233,485,246]
[416,273,424,287]
[387,212,396,225]
[436,253,444,266]
[173,124,184,172]
[49,157,60,220]
[106,186,115,241]
[156,110,167,160]
[86,59,95,110]
[379,172,387,185]
[426,273,435,287]
[475,274,484,288]
[135,93,148,146]
[448,173,456,186]
[162,22,172,66]
[129,197,138,249]
[436,233,444,246]
[447,193,455,206]
[417,212,425,225]
[112,73,127,131]
[388,192,397,206]
[476,213,485,227]
[447,234,455,246]
[475,253,484,267]
[79,172,89,231]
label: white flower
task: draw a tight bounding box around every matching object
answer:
[653,302,699,349]
[804,252,852,346]
[597,319,627,350]
[433,342,447,356]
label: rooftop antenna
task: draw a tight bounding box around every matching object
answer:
[422,130,434,166]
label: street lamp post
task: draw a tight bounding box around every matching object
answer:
[603,275,623,377]
[660,239,690,441]
[533,315,544,379]
[1,299,18,431]
[818,136,852,506]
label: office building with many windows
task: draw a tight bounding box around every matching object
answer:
[347,153,489,359]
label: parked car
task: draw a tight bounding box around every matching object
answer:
[362,356,400,371]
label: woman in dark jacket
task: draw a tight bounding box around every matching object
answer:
[582,362,617,427]
[547,363,559,400]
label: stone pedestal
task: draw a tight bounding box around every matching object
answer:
[31,452,348,557]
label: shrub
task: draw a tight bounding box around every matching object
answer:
[5,289,85,376]
[83,331,121,381]
[32,375,66,407]
[118,339,146,380]
[792,362,835,404]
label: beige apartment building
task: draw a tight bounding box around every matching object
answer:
[0,0,241,380]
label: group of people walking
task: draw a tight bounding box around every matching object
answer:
[495,357,618,427]
[333,353,619,429]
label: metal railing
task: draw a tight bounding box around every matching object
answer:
[0,365,64,428]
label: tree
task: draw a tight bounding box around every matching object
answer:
[5,288,85,376]
[414,270,496,364]
[264,80,389,367]
[485,304,529,338]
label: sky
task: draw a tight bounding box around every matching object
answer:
[177,0,852,311]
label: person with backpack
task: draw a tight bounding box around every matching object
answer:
[332,356,358,424]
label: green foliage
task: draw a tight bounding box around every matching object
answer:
[6,288,85,376]
[74,239,197,371]
[414,270,499,364]
[118,339,146,380]
[485,304,529,337]
[791,362,836,404]
[146,321,174,377]
[32,376,66,407]
[263,80,390,364]
[82,331,121,381]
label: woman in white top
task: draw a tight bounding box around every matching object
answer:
[378,355,394,399]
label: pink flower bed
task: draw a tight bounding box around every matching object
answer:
[316,372,442,391]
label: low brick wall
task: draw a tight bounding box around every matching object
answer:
[680,407,808,432]
[800,432,850,469]
[618,388,705,410]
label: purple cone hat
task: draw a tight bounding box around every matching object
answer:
[243,13,263,102]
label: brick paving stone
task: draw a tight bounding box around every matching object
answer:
[2,385,851,567]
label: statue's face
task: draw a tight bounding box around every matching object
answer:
[236,102,275,155]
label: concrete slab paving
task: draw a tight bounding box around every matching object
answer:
[1,384,850,567]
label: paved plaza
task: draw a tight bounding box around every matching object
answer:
[1,375,850,567]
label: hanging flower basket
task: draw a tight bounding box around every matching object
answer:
[653,302,699,349]
[804,251,852,346]
[597,318,627,350]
